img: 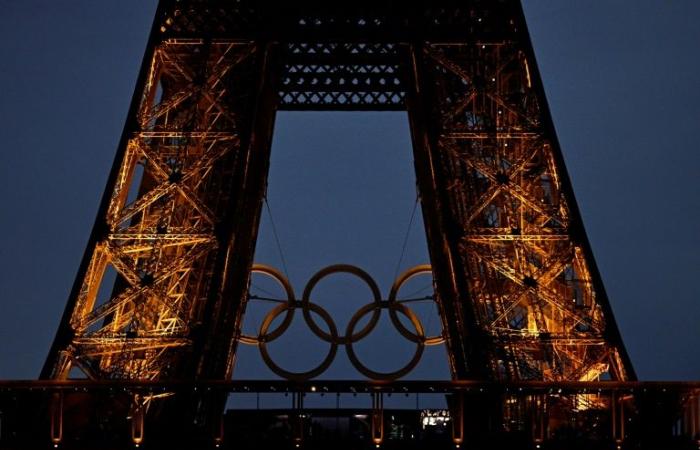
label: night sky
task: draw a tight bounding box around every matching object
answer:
[0,1,698,382]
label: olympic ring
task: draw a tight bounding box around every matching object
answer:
[241,263,444,381]
[239,264,296,345]
[301,264,382,345]
[345,301,425,380]
[388,264,445,346]
[258,301,338,381]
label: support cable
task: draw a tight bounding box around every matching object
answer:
[393,195,420,282]
[264,196,291,281]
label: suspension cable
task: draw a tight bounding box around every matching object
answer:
[393,195,420,281]
[264,196,291,281]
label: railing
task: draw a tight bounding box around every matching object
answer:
[0,380,698,449]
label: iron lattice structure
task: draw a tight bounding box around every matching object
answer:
[42,0,634,384]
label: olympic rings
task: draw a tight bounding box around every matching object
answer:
[241,263,444,381]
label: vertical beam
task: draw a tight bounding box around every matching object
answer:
[451,391,465,447]
[690,393,699,443]
[531,393,546,447]
[611,391,617,443]
[131,397,145,447]
[213,408,224,448]
[293,391,304,447]
[404,43,490,380]
[611,390,625,447]
[49,392,63,447]
[190,42,280,380]
[371,392,384,446]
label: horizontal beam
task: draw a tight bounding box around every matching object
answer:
[1,379,698,394]
[277,103,405,111]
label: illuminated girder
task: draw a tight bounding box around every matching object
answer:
[411,40,633,381]
[43,37,271,380]
[43,0,634,384]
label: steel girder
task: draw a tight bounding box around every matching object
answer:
[409,38,633,381]
[42,17,275,380]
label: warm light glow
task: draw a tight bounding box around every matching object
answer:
[523,57,532,88]
[40,0,633,419]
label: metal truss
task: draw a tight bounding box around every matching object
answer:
[410,32,634,381]
[42,35,269,380]
[42,0,634,388]
[278,42,405,110]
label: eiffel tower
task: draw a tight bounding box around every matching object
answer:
[2,1,699,450]
[42,0,634,385]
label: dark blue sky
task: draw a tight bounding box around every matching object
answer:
[0,1,698,381]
